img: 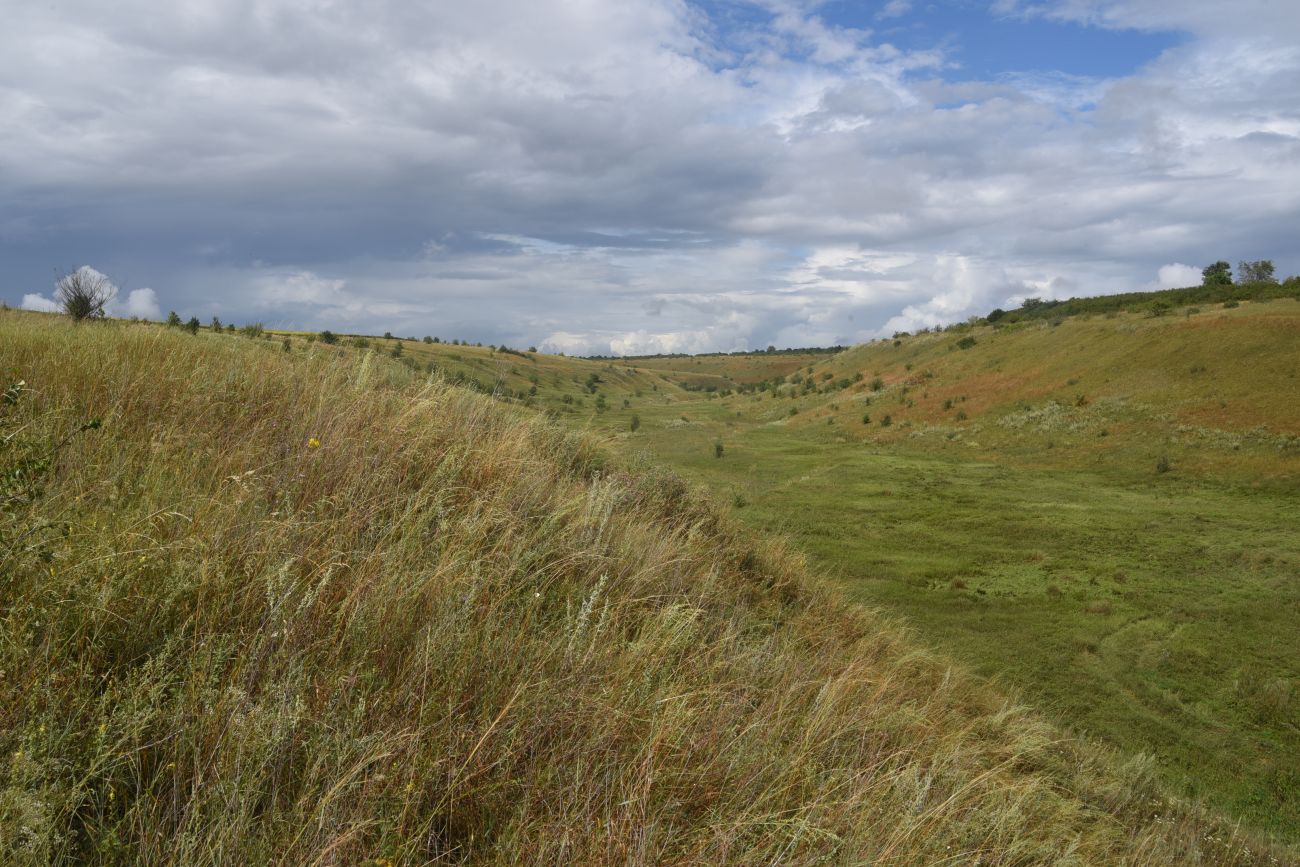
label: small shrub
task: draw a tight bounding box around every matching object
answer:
[1156,455,1171,474]
[185,316,201,335]
[956,410,967,421]
[1223,300,1239,309]
[862,413,871,425]
[55,267,115,321]
[870,377,884,392]
[629,414,640,432]
[166,311,182,327]
[880,414,892,427]
[319,330,338,345]
[714,441,724,459]
[955,336,977,350]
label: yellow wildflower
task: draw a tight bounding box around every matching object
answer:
[307,437,321,449]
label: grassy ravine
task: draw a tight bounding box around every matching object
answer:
[0,311,1285,865]
[585,304,1300,841]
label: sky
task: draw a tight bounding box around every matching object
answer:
[2,0,1298,355]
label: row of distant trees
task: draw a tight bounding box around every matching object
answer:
[1202,260,1276,285]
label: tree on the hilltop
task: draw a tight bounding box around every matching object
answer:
[211,316,223,332]
[1202,261,1233,286]
[319,330,338,345]
[1238,260,1276,284]
[185,316,201,335]
[166,311,182,327]
[55,268,115,321]
[986,308,1006,322]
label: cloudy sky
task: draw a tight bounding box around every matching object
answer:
[3,0,1297,354]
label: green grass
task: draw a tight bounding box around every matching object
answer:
[624,426,1300,837]
[569,304,1300,844]
[11,310,1291,863]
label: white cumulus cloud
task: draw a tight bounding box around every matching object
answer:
[21,293,60,313]
[113,287,161,319]
[1154,263,1202,290]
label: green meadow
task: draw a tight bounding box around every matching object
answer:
[13,308,1291,864]
[269,302,1300,838]
[570,303,1300,841]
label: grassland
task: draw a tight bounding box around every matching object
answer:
[567,302,1300,843]
[3,308,1293,864]
[264,302,1300,840]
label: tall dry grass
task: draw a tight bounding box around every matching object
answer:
[0,310,1288,865]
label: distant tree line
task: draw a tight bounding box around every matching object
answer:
[587,345,846,361]
[982,259,1296,324]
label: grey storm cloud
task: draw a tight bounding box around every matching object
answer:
[3,0,1298,353]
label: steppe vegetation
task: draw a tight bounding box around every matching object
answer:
[3,308,1294,864]
[581,298,1300,841]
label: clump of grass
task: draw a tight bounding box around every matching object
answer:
[0,310,1286,865]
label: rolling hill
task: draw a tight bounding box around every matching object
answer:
[3,307,1292,864]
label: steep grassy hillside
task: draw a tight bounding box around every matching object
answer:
[272,332,698,413]
[622,350,838,387]
[573,302,1300,841]
[798,302,1300,481]
[2,309,1288,864]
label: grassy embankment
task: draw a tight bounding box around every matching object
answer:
[579,302,1300,841]
[2,308,1289,864]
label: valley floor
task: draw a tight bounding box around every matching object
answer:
[607,416,1300,839]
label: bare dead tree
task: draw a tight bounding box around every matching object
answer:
[54,268,115,321]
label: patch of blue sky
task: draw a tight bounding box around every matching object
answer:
[694,1,1185,81]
